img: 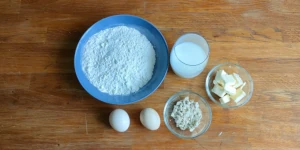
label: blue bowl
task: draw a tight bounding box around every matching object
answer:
[74,14,169,105]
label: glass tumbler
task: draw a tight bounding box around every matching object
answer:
[170,33,210,78]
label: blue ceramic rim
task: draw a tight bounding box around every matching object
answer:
[74,14,169,105]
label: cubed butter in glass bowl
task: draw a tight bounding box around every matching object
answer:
[205,62,254,108]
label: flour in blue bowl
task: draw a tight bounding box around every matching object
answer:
[82,26,156,95]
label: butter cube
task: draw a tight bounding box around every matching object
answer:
[232,73,243,88]
[219,95,230,104]
[224,84,236,95]
[230,89,246,103]
[213,70,227,86]
[221,74,236,86]
[213,79,224,86]
[239,82,246,90]
[212,84,226,97]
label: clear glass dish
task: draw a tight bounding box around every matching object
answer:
[205,62,254,108]
[163,90,212,139]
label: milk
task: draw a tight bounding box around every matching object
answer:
[170,33,209,78]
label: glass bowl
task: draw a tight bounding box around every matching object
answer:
[205,62,254,108]
[163,90,212,139]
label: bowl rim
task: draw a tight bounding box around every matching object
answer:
[163,90,212,139]
[74,14,169,105]
[205,62,254,108]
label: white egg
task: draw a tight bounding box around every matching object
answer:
[109,109,130,132]
[140,108,160,130]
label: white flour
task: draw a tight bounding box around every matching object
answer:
[82,26,156,95]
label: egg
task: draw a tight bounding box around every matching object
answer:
[140,108,160,130]
[109,109,130,132]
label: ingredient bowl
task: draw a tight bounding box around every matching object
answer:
[205,62,254,108]
[74,15,169,105]
[163,90,212,139]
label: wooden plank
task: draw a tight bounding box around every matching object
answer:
[145,0,267,13]
[282,26,300,43]
[143,12,244,29]
[0,0,21,14]
[21,0,144,14]
[0,44,74,74]
[0,0,300,149]
[0,74,31,89]
[183,26,283,42]
[0,27,47,43]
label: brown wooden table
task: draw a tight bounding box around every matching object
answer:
[1,0,300,149]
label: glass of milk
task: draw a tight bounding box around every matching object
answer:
[170,33,210,78]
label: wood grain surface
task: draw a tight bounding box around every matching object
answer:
[1,0,300,149]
